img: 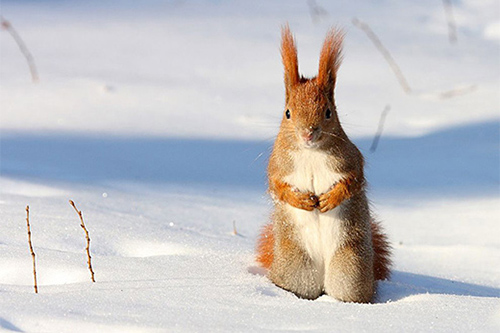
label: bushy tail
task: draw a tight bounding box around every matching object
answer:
[256,223,274,269]
[371,219,392,280]
[256,220,391,280]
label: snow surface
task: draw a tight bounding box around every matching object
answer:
[1,0,499,332]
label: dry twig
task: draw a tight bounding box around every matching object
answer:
[438,84,477,99]
[25,205,38,293]
[370,105,390,153]
[232,221,238,236]
[307,0,328,24]
[69,200,95,282]
[352,18,475,100]
[352,18,412,94]
[1,16,39,82]
[442,0,458,44]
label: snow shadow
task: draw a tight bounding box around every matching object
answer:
[0,317,23,332]
[1,120,498,196]
[364,119,499,198]
[0,135,271,191]
[378,270,500,302]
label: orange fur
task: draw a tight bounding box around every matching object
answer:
[318,173,363,213]
[256,223,274,269]
[281,24,300,100]
[269,178,318,211]
[317,29,344,91]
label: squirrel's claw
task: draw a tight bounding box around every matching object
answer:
[286,190,318,211]
[318,192,340,213]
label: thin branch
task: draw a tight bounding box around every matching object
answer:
[26,205,38,293]
[307,0,328,24]
[352,17,475,100]
[438,84,476,99]
[442,0,458,44]
[232,221,238,236]
[352,18,411,94]
[370,105,390,153]
[1,16,39,83]
[69,200,95,283]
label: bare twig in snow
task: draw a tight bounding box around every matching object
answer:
[69,200,96,282]
[26,205,38,293]
[352,18,475,100]
[232,221,238,236]
[352,18,412,94]
[442,0,458,44]
[438,85,477,99]
[414,84,477,100]
[307,0,328,24]
[1,16,39,82]
[370,105,390,153]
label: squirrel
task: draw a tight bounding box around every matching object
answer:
[256,25,391,303]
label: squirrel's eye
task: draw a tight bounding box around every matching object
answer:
[285,109,291,119]
[325,108,332,119]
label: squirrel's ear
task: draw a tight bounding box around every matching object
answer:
[281,24,299,100]
[317,28,344,98]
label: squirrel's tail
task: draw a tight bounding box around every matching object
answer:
[256,220,391,280]
[256,223,274,269]
[371,219,392,280]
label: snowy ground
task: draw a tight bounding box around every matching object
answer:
[1,0,499,332]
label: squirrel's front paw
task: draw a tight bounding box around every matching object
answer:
[318,191,341,213]
[287,190,319,211]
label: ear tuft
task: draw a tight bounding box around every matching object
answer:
[317,28,344,94]
[281,24,299,96]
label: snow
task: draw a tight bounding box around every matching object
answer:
[1,0,499,332]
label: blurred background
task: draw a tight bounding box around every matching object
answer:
[1,0,498,140]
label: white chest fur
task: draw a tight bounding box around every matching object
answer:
[283,148,346,275]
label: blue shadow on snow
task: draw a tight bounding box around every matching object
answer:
[0,120,498,197]
[377,270,500,302]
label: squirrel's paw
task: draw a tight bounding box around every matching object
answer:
[287,190,318,211]
[318,191,341,213]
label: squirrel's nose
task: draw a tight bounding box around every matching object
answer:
[302,132,313,141]
[302,127,319,142]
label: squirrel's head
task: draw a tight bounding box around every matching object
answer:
[280,25,344,149]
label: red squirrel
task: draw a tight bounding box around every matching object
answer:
[256,25,391,303]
